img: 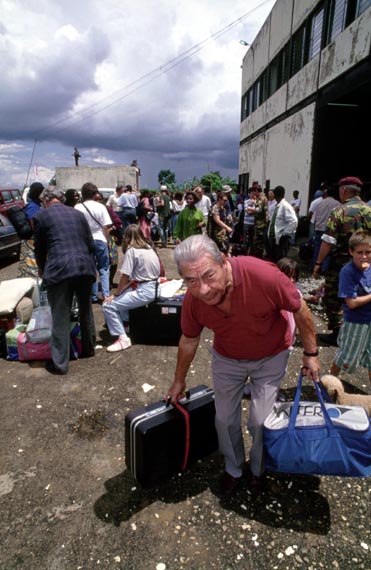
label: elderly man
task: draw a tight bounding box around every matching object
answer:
[314,176,371,345]
[33,188,97,375]
[168,235,320,496]
[195,185,211,227]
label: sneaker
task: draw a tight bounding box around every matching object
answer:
[106,338,132,352]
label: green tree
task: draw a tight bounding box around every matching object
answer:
[221,175,237,188]
[158,169,176,188]
[200,171,223,193]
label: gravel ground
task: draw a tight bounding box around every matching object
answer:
[0,246,370,570]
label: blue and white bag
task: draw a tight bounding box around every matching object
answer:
[263,372,371,478]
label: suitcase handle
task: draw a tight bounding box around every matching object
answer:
[163,391,191,471]
[172,402,191,471]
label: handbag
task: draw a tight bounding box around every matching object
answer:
[263,371,371,478]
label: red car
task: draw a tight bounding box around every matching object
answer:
[0,187,25,217]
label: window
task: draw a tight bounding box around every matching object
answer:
[291,25,307,76]
[279,42,291,85]
[241,93,248,121]
[1,191,12,203]
[260,69,269,104]
[248,89,254,115]
[328,0,348,42]
[253,82,260,111]
[309,5,324,59]
[11,190,21,200]
[239,173,249,193]
[268,55,279,97]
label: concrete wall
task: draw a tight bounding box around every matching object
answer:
[239,1,371,210]
[319,8,371,88]
[55,166,137,191]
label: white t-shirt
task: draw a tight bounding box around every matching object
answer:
[75,200,112,243]
[196,195,211,217]
[120,247,160,281]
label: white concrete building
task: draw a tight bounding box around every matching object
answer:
[239,0,371,213]
[55,165,138,192]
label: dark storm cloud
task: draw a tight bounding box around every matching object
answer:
[0,26,111,136]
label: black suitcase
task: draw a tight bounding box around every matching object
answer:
[129,298,182,346]
[125,385,219,487]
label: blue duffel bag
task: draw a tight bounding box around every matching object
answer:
[263,371,371,478]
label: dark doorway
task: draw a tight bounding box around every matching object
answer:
[310,58,371,196]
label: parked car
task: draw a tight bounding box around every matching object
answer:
[0,213,21,259]
[99,188,115,203]
[0,187,25,217]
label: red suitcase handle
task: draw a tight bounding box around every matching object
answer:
[172,402,191,472]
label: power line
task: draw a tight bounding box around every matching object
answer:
[32,1,270,139]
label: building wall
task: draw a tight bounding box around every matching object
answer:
[55,166,137,191]
[319,8,371,88]
[239,1,371,210]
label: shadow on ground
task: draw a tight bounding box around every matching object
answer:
[94,454,330,534]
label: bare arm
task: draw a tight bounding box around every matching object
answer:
[212,213,232,232]
[345,295,371,310]
[313,241,333,276]
[103,273,131,304]
[293,298,320,381]
[168,334,201,403]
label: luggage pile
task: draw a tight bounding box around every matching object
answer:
[0,278,82,362]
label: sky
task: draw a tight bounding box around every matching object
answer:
[0,0,275,190]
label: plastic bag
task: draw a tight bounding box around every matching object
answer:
[26,305,52,344]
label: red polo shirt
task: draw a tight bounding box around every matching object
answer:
[181,256,301,360]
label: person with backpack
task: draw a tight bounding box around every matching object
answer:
[17,182,44,278]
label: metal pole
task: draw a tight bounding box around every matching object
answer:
[25,138,38,189]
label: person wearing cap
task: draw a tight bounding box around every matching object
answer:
[314,176,371,345]
[33,187,97,374]
[173,190,205,242]
[17,181,45,278]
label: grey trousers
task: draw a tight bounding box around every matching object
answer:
[211,348,289,477]
[47,277,96,373]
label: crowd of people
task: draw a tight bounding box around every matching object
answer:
[16,174,371,497]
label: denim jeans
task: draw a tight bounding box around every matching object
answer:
[102,281,157,336]
[92,239,110,300]
[158,216,170,245]
[120,208,137,232]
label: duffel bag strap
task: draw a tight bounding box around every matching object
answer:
[289,370,337,435]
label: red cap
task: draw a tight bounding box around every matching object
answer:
[339,176,363,188]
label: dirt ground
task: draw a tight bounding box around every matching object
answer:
[0,246,370,570]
